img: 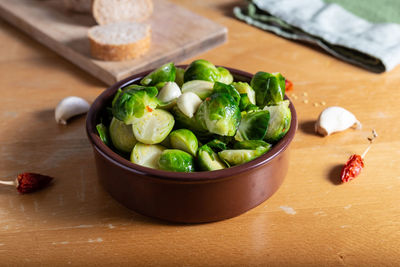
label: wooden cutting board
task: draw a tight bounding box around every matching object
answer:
[0,0,227,85]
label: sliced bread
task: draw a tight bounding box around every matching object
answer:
[63,0,93,13]
[88,22,151,61]
[92,0,153,25]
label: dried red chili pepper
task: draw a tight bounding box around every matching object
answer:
[146,106,153,112]
[341,154,364,183]
[0,172,54,194]
[341,129,377,183]
[285,79,293,92]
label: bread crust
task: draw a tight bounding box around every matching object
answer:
[88,26,151,61]
[92,0,153,25]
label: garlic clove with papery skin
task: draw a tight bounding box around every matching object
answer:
[55,96,90,125]
[315,106,361,136]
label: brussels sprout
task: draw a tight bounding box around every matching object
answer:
[140,62,176,86]
[181,80,214,100]
[130,143,166,169]
[195,93,241,136]
[169,129,198,156]
[197,145,226,171]
[213,82,241,105]
[171,106,207,133]
[184,59,221,82]
[131,109,174,144]
[250,72,285,107]
[176,92,203,118]
[235,110,270,141]
[175,67,185,87]
[109,117,137,153]
[157,82,181,110]
[158,149,195,172]
[96,123,111,146]
[112,87,159,124]
[206,139,227,152]
[217,67,233,84]
[232,82,255,105]
[233,140,271,151]
[239,94,259,112]
[218,146,268,166]
[263,100,291,143]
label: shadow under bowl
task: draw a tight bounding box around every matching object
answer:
[86,66,297,223]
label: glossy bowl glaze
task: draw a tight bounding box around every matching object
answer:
[86,66,297,223]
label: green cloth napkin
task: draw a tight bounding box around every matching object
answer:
[234,0,400,72]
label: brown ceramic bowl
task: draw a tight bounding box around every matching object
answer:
[86,66,297,223]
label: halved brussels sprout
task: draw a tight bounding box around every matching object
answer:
[175,67,185,87]
[206,139,227,152]
[157,82,181,103]
[213,82,241,105]
[96,123,111,146]
[181,80,214,100]
[184,59,221,83]
[218,146,268,166]
[158,149,195,172]
[195,93,241,136]
[169,129,198,156]
[109,117,137,153]
[250,72,285,107]
[263,100,291,143]
[140,62,176,86]
[232,82,255,105]
[112,86,159,124]
[197,145,226,171]
[239,94,259,112]
[131,109,174,144]
[235,110,270,141]
[233,140,271,151]
[217,67,233,84]
[130,143,166,169]
[176,92,202,118]
[171,106,207,133]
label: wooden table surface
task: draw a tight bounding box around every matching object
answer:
[1,0,399,265]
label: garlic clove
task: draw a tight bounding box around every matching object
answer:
[315,106,361,136]
[55,96,90,125]
[176,92,202,118]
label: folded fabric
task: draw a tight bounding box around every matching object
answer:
[234,0,400,73]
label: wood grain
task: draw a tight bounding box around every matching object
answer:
[0,0,227,85]
[0,0,400,265]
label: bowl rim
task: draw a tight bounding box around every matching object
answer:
[86,65,297,182]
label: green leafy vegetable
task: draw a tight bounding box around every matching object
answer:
[235,110,270,141]
[250,72,285,107]
[184,59,221,82]
[158,149,195,172]
[239,94,259,112]
[169,129,198,156]
[140,62,176,86]
[213,82,241,105]
[112,86,158,124]
[195,93,241,136]
[175,67,185,87]
[197,145,226,171]
[263,100,291,143]
[206,139,227,152]
[217,67,233,84]
[130,143,166,169]
[233,140,271,151]
[131,109,174,145]
[218,146,269,166]
[109,117,137,153]
[96,123,111,146]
